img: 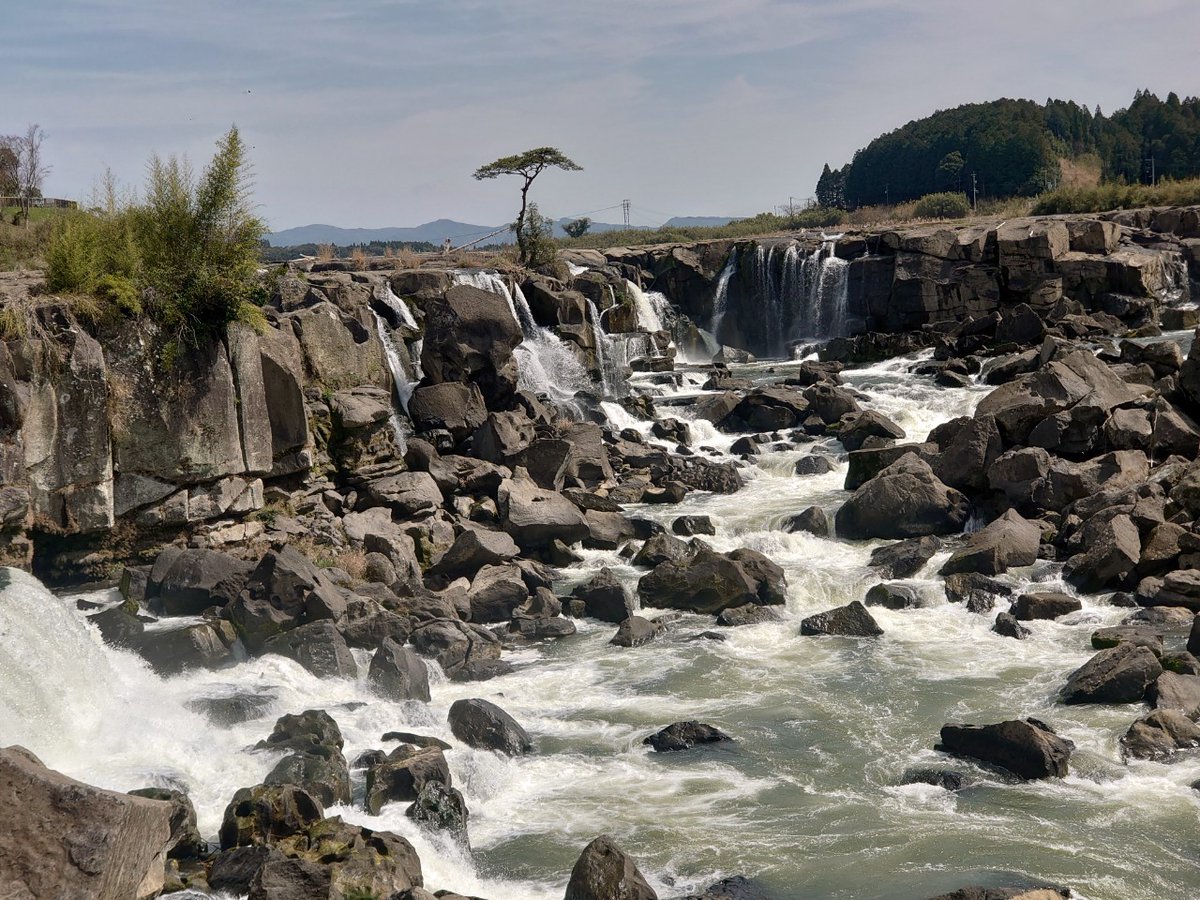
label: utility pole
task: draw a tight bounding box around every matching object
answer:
[622,199,631,227]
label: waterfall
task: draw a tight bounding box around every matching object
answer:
[454,271,594,407]
[727,239,852,355]
[585,298,626,397]
[625,279,665,333]
[370,285,422,450]
[709,252,738,339]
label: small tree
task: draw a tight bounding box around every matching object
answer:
[563,216,592,239]
[473,147,581,264]
[516,203,556,267]
[15,124,50,226]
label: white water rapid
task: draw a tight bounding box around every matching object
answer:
[7,340,1200,899]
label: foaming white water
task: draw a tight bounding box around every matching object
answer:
[625,279,665,333]
[709,252,737,339]
[379,283,419,330]
[372,310,417,448]
[454,270,594,407]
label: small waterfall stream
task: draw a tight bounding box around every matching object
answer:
[371,284,422,449]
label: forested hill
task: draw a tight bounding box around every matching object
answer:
[816,91,1200,209]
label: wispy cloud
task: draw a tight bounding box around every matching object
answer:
[4,0,1198,228]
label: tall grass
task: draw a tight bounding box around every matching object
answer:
[558,208,846,249]
[1032,177,1200,214]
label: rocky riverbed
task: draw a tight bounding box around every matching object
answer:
[3,207,1200,899]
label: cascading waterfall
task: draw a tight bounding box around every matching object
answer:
[709,252,738,340]
[454,271,594,407]
[585,298,625,397]
[371,285,422,449]
[731,239,852,355]
[625,279,665,334]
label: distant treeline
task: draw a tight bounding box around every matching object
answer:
[817,91,1200,209]
[259,239,436,263]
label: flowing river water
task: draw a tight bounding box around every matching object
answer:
[4,344,1200,899]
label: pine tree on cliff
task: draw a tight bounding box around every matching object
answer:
[473,147,581,264]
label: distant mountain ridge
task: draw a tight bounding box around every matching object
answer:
[265,215,737,247]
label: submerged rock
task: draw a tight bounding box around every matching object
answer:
[643,721,733,752]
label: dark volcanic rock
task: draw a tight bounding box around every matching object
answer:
[900,768,967,791]
[836,454,970,540]
[643,721,732,752]
[938,719,1072,779]
[447,698,532,755]
[572,568,635,623]
[864,582,922,610]
[1120,709,1200,760]
[939,510,1041,577]
[992,612,1031,640]
[800,600,883,637]
[1059,644,1163,704]
[869,536,941,578]
[716,603,781,626]
[565,834,658,900]
[368,638,432,702]
[1012,592,1081,621]
[783,505,831,536]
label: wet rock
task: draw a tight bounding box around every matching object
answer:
[1148,671,1200,715]
[716,603,781,626]
[1060,644,1162,704]
[937,719,1072,779]
[409,618,502,679]
[944,572,1013,612]
[800,600,883,637]
[187,690,276,727]
[1120,709,1200,760]
[900,768,967,791]
[632,532,690,567]
[364,745,452,815]
[381,732,453,751]
[409,382,487,441]
[610,615,665,647]
[572,568,635,623]
[261,620,357,680]
[638,545,760,614]
[1012,592,1081,621]
[498,468,589,550]
[127,787,204,860]
[219,783,324,850]
[246,855,331,900]
[368,638,432,702]
[447,698,532,755]
[672,515,716,536]
[148,547,253,616]
[425,528,519,583]
[838,410,906,452]
[406,779,470,846]
[229,546,346,651]
[272,816,423,898]
[992,612,1031,639]
[643,721,733,753]
[783,505,831,536]
[133,621,232,675]
[1090,626,1163,654]
[869,536,941,578]
[509,588,577,639]
[1162,651,1200,676]
[836,454,970,540]
[672,874,773,900]
[940,510,1041,577]
[864,582,922,610]
[209,845,283,895]
[565,834,658,900]
[793,455,836,476]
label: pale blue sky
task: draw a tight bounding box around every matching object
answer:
[6,0,1198,230]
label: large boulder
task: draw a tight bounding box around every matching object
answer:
[1120,709,1200,760]
[260,620,358,680]
[572,568,635,623]
[447,698,532,755]
[638,545,765,614]
[425,527,519,583]
[0,746,174,900]
[408,618,503,679]
[1063,514,1141,591]
[1060,644,1162,704]
[869,536,941,578]
[836,454,970,540]
[219,783,324,850]
[937,719,1072,779]
[940,510,1041,576]
[148,548,253,615]
[364,745,452,815]
[800,600,883,637]
[420,283,523,404]
[1012,592,1081,621]
[368,638,432,702]
[497,468,589,550]
[408,382,487,441]
[564,835,658,900]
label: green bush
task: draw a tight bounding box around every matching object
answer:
[43,126,265,345]
[913,192,972,219]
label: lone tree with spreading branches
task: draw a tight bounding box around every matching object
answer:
[563,216,592,239]
[473,147,581,263]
